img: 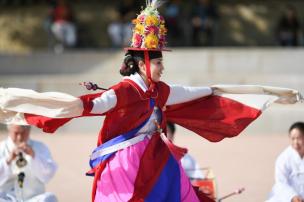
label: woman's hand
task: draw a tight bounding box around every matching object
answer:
[210,86,218,95]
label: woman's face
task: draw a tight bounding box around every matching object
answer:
[150,58,164,82]
[139,57,164,83]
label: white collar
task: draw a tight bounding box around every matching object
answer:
[124,73,148,92]
[288,146,304,161]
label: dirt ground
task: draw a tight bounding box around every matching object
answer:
[0,130,289,202]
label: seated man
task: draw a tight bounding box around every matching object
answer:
[267,122,304,202]
[0,124,58,202]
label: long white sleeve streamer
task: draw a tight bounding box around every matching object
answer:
[0,88,83,119]
[212,85,302,104]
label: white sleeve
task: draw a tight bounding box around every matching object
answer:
[271,155,298,201]
[166,85,212,106]
[0,158,12,186]
[31,142,57,184]
[90,89,117,114]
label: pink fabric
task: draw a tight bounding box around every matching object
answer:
[94,138,149,201]
[179,163,200,202]
[94,137,199,202]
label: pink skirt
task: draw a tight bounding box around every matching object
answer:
[94,137,199,202]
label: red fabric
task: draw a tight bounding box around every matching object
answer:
[144,51,152,81]
[161,136,188,160]
[53,5,73,22]
[96,81,170,144]
[129,133,171,201]
[24,114,71,133]
[165,95,262,142]
[143,51,157,97]
[91,162,107,202]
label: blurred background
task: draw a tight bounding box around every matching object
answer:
[0,0,304,201]
[1,0,304,51]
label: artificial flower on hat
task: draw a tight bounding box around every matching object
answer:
[130,0,168,50]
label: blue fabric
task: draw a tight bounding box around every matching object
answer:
[89,119,148,169]
[88,98,155,171]
[150,98,155,109]
[145,155,181,202]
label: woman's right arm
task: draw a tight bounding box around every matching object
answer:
[89,89,117,114]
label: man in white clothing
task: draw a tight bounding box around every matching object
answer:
[0,124,58,202]
[267,122,304,202]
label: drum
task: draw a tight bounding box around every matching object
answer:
[191,168,217,200]
[191,168,245,201]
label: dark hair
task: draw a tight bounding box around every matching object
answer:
[120,51,141,76]
[119,50,163,76]
[167,122,176,134]
[289,122,304,134]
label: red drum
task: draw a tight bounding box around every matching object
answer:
[191,168,245,201]
[191,168,217,200]
[192,178,217,200]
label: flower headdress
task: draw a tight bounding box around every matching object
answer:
[127,0,168,51]
[124,0,169,94]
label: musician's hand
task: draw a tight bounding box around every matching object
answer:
[292,196,304,202]
[18,143,35,158]
[6,148,20,165]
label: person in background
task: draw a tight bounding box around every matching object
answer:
[107,0,139,48]
[0,125,58,202]
[49,0,78,50]
[167,122,205,180]
[190,0,219,46]
[276,5,301,47]
[267,122,304,202]
[163,0,184,46]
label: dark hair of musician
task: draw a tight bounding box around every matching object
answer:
[289,122,304,136]
[167,122,176,134]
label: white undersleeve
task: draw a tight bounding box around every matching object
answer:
[166,85,212,105]
[91,89,117,114]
